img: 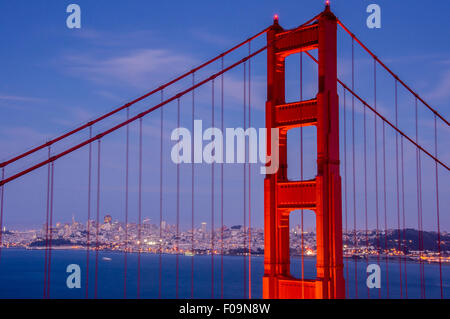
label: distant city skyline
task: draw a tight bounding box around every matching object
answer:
[0,1,449,232]
[2,215,448,266]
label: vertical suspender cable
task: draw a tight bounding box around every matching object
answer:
[220,58,224,299]
[298,30,305,299]
[47,161,55,298]
[191,75,195,299]
[211,80,215,299]
[298,30,304,290]
[373,60,381,299]
[381,124,390,298]
[95,139,101,299]
[351,38,358,299]
[86,128,92,299]
[300,50,305,288]
[382,120,389,298]
[0,167,4,264]
[176,98,180,299]
[124,107,130,299]
[43,146,51,299]
[248,42,252,300]
[433,115,443,299]
[415,98,425,298]
[394,80,403,298]
[400,136,408,298]
[419,126,425,299]
[363,90,369,299]
[243,62,247,299]
[137,117,143,298]
[343,87,349,299]
[123,108,130,299]
[159,90,164,299]
[415,98,421,297]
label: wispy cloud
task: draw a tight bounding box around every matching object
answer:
[52,106,96,127]
[381,53,444,65]
[0,94,45,103]
[61,44,268,112]
[95,90,123,102]
[222,73,266,110]
[190,28,232,47]
[0,126,50,162]
[0,93,47,111]
[63,48,197,89]
[424,69,450,102]
[68,28,156,47]
[0,126,48,140]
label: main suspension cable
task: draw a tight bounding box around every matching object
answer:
[337,19,449,126]
[302,52,449,172]
[0,46,268,188]
[0,27,271,170]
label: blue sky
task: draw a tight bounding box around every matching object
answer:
[0,0,449,232]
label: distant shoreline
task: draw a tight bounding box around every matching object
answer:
[2,246,448,265]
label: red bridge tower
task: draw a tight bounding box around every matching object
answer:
[263,6,345,299]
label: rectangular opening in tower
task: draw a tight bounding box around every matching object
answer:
[289,209,317,280]
[284,52,318,104]
[286,126,317,181]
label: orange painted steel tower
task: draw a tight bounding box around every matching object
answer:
[263,5,345,299]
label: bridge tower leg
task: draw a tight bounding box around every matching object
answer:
[263,6,345,299]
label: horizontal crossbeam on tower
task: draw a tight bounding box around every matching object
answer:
[277,180,317,210]
[274,99,318,128]
[275,24,319,57]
